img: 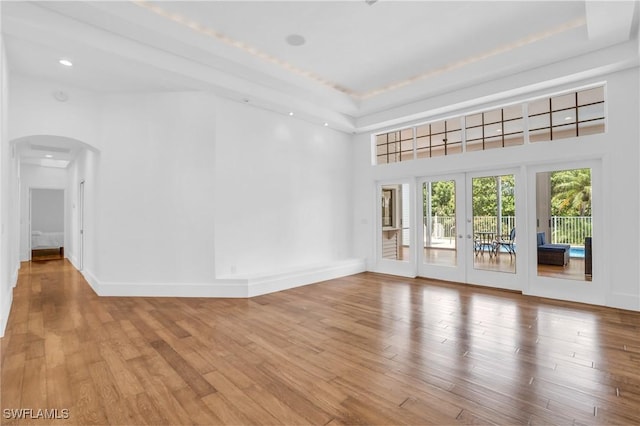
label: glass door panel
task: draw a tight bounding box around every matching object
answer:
[466,169,522,292]
[418,174,466,283]
[377,181,415,278]
[471,174,516,274]
[528,160,603,306]
[381,184,410,261]
[423,180,457,266]
[536,168,592,282]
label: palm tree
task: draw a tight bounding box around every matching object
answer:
[551,169,591,216]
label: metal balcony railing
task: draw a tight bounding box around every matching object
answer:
[424,215,591,247]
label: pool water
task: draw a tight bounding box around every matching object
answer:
[497,245,585,258]
[570,247,585,258]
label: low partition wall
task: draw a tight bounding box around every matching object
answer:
[82,258,366,299]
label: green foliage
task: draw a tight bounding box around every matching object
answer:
[472,175,515,216]
[427,180,455,216]
[423,175,516,218]
[550,169,591,216]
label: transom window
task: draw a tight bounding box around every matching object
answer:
[465,105,524,152]
[528,86,605,142]
[416,118,463,158]
[373,85,605,165]
[376,128,414,164]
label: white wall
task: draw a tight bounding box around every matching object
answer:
[0,35,22,336]
[214,98,354,278]
[0,35,9,335]
[7,76,361,298]
[8,74,100,147]
[352,66,640,310]
[18,165,68,260]
[66,148,99,273]
[95,91,217,285]
[600,67,640,308]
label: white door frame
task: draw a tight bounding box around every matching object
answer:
[79,180,85,271]
[374,179,417,277]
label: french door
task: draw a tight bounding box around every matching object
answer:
[418,169,525,290]
[417,174,466,282]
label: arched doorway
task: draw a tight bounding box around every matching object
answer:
[12,134,99,271]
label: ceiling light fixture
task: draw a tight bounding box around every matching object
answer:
[285,34,306,47]
[565,116,573,120]
[289,112,294,116]
[59,59,73,67]
[53,90,69,102]
[324,122,329,127]
[45,154,53,158]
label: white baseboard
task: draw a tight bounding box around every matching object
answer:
[96,280,248,298]
[11,262,20,288]
[246,259,367,297]
[0,262,21,337]
[68,255,79,270]
[81,268,101,296]
[608,292,640,311]
[0,288,13,338]
[78,258,366,299]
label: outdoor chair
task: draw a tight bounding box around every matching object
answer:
[494,227,516,259]
[537,232,570,266]
[474,232,496,257]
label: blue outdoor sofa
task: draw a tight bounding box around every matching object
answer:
[537,232,570,266]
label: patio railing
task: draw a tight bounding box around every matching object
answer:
[425,215,591,246]
[551,216,592,246]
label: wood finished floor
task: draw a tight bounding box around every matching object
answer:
[2,259,640,425]
[418,247,589,281]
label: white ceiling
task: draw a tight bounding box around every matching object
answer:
[2,1,639,134]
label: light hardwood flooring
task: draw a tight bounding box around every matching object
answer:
[2,259,639,425]
[414,247,589,281]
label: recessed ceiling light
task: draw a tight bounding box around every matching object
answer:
[324,122,329,127]
[59,59,73,67]
[53,90,69,102]
[285,34,306,47]
[45,154,53,158]
[496,129,502,133]
[289,112,294,116]
[565,116,573,120]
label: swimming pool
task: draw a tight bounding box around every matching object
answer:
[496,245,585,258]
[570,246,585,258]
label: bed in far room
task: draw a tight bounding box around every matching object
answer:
[31,230,64,260]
